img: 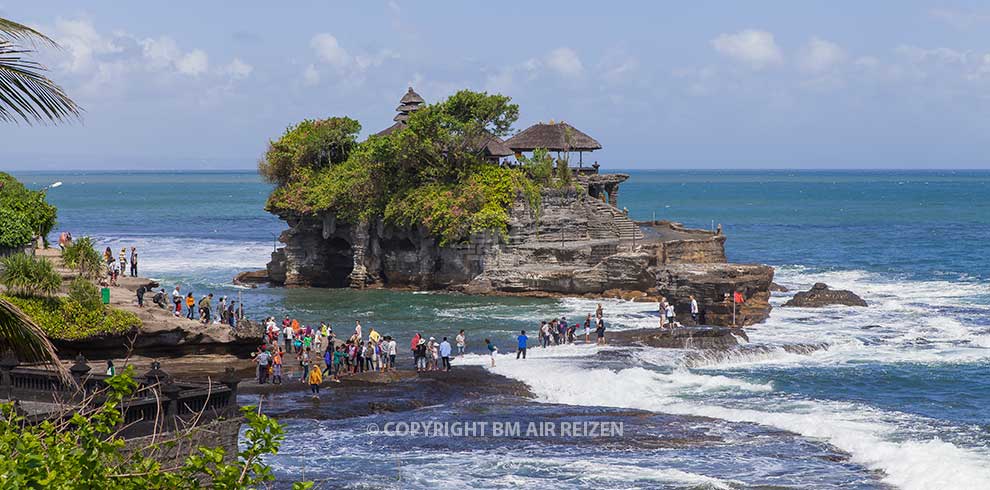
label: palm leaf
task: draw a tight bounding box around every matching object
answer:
[0,41,81,124]
[0,17,56,46]
[0,298,67,378]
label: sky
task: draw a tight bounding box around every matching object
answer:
[3,1,990,170]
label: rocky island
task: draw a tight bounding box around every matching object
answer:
[248,88,774,327]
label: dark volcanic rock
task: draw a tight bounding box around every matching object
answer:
[609,326,747,349]
[233,269,269,287]
[769,282,789,292]
[654,263,774,327]
[783,283,867,307]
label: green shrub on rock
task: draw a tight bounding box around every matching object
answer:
[0,253,61,297]
[62,236,104,279]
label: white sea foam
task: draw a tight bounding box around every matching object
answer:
[92,236,272,280]
[487,355,990,490]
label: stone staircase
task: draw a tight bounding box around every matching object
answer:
[587,199,645,241]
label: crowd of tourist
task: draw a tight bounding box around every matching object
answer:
[251,304,613,390]
[100,246,138,286]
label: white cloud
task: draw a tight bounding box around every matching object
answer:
[310,33,351,68]
[176,49,209,76]
[797,37,846,73]
[303,64,320,86]
[355,49,400,70]
[141,36,182,70]
[222,58,253,79]
[600,51,640,84]
[51,18,123,73]
[711,29,783,69]
[545,47,583,77]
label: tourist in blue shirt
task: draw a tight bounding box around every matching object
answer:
[517,330,528,359]
[439,337,452,371]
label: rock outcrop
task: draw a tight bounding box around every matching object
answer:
[261,173,775,327]
[608,326,748,349]
[783,283,867,307]
[654,263,774,326]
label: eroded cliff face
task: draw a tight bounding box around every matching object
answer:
[265,183,773,326]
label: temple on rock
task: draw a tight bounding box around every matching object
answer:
[262,87,774,327]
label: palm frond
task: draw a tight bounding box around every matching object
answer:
[0,40,81,124]
[0,17,56,47]
[0,298,67,378]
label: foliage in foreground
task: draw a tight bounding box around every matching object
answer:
[0,172,57,249]
[0,369,312,489]
[263,90,563,245]
[0,253,60,297]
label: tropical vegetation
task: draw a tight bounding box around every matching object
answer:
[62,236,105,279]
[0,171,57,249]
[0,253,60,297]
[263,90,570,246]
[0,369,312,489]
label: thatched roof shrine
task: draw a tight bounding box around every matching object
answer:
[504,121,602,152]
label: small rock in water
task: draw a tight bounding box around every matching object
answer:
[769,282,789,292]
[782,282,867,307]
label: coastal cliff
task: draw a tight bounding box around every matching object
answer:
[262,178,773,327]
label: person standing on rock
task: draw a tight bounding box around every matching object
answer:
[455,330,466,355]
[410,332,421,368]
[665,302,676,327]
[690,295,699,323]
[596,303,604,320]
[386,336,397,371]
[486,338,497,367]
[584,315,592,343]
[255,348,271,384]
[596,318,607,345]
[118,248,127,276]
[185,293,195,320]
[516,330,528,359]
[272,349,283,384]
[540,321,550,348]
[129,247,138,277]
[136,285,146,307]
[440,337,452,371]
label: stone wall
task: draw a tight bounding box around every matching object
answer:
[656,236,727,264]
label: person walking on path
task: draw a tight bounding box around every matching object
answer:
[439,337,452,371]
[516,330,528,359]
[129,247,138,277]
[136,285,146,307]
[308,360,323,395]
[455,330,466,355]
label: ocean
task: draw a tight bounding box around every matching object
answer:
[13,169,990,489]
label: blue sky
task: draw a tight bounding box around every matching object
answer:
[3,1,990,170]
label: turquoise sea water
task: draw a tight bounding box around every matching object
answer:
[13,170,990,489]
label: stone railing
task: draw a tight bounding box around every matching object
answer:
[0,353,240,438]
